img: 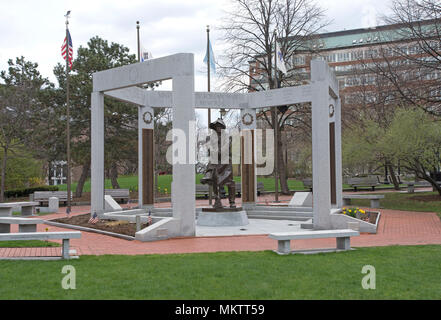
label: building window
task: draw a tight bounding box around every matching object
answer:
[326,53,336,62]
[292,55,305,66]
[337,52,350,62]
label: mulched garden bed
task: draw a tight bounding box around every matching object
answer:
[52,214,149,237]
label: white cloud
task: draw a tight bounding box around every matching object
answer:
[0,0,392,89]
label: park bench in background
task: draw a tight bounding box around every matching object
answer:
[342,194,384,208]
[195,184,226,198]
[195,182,265,198]
[302,179,312,191]
[347,176,380,191]
[404,180,441,193]
[0,202,39,217]
[31,191,71,206]
[269,229,360,254]
[234,182,265,197]
[105,189,130,203]
[0,231,81,259]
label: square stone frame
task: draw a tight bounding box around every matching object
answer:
[91,55,341,241]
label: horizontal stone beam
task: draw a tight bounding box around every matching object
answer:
[248,85,313,108]
[104,86,315,109]
[93,53,193,92]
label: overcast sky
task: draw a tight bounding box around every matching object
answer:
[0,0,392,120]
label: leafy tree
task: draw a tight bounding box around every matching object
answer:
[0,145,44,190]
[379,107,441,195]
[0,57,51,201]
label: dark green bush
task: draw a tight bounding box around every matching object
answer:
[4,185,59,198]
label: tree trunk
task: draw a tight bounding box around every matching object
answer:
[75,160,90,198]
[420,169,441,196]
[387,163,400,190]
[110,162,120,189]
[277,137,290,194]
[0,147,8,202]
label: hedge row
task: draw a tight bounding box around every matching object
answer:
[4,185,59,198]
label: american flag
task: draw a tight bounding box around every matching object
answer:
[61,29,73,69]
[88,212,99,224]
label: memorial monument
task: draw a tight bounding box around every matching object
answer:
[197,118,248,227]
[200,118,236,209]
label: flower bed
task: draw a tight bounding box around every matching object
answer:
[341,207,379,224]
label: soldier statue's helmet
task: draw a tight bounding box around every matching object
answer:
[209,118,226,130]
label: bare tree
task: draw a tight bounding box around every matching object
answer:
[373,0,441,117]
[218,0,328,194]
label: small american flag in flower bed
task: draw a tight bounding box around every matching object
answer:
[88,212,99,224]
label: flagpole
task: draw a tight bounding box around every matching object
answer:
[206,25,213,206]
[137,21,140,62]
[273,30,279,203]
[65,12,72,214]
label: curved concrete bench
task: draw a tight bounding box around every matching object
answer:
[342,194,384,208]
[0,202,39,217]
[0,231,81,259]
[269,229,360,254]
[0,217,44,233]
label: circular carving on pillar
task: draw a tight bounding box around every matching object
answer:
[142,111,153,124]
[241,112,254,126]
[329,104,335,118]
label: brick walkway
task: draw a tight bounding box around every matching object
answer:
[1,197,440,258]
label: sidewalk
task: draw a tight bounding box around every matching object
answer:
[1,196,440,258]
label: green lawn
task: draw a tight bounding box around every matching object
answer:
[0,245,440,299]
[348,191,441,214]
[0,240,60,248]
[55,174,400,194]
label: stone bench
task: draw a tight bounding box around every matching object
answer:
[235,182,265,196]
[0,202,40,217]
[196,182,265,198]
[105,189,130,203]
[0,217,44,233]
[342,194,384,208]
[31,191,72,206]
[347,177,381,191]
[404,181,440,193]
[269,229,360,254]
[0,231,81,259]
[196,184,227,198]
[302,179,312,191]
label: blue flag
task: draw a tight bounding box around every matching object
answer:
[203,39,216,73]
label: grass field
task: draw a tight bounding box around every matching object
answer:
[55,174,401,194]
[348,191,441,214]
[0,245,439,299]
[0,240,60,248]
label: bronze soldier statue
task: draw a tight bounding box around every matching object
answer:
[200,118,236,209]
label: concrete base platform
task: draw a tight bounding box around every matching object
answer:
[196,210,249,227]
[196,219,303,236]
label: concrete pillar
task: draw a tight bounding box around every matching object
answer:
[240,108,257,209]
[334,96,343,208]
[311,60,332,230]
[62,239,70,259]
[91,91,105,215]
[48,197,59,213]
[0,224,10,233]
[19,224,37,233]
[171,56,196,237]
[138,105,155,209]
